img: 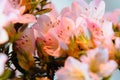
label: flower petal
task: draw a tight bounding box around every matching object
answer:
[0,53,8,75]
[0,28,9,44]
[100,60,118,77]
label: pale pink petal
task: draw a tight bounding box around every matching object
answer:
[61,7,70,16]
[102,20,114,38]
[55,17,74,43]
[75,0,89,9]
[0,53,8,75]
[0,28,9,44]
[19,6,26,15]
[34,15,52,34]
[94,47,109,63]
[73,0,89,17]
[0,13,7,28]
[115,37,120,51]
[104,9,120,25]
[35,28,61,57]
[44,46,61,57]
[13,14,37,23]
[71,2,82,18]
[94,0,105,19]
[56,57,91,80]
[89,72,102,80]
[42,31,60,57]
[60,6,77,21]
[46,3,59,22]
[89,0,105,19]
[76,17,92,40]
[100,60,118,77]
[0,0,7,12]
[16,28,35,54]
[94,0,102,6]
[85,47,109,63]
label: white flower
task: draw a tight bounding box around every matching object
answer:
[0,28,9,44]
[100,60,118,77]
[101,20,114,39]
[80,47,118,79]
[0,53,8,75]
[55,57,91,80]
[0,14,9,45]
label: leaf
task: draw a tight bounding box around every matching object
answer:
[5,23,22,43]
[35,8,52,15]
[15,27,36,55]
[0,69,11,80]
[40,0,51,8]
[20,0,32,11]
[103,76,110,80]
[16,47,35,71]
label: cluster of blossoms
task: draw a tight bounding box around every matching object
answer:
[0,0,120,80]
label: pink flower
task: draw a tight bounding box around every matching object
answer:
[104,9,120,25]
[0,0,37,44]
[54,17,74,44]
[55,57,91,80]
[45,3,59,22]
[85,18,114,48]
[88,0,105,20]
[15,28,36,55]
[86,19,104,45]
[35,29,61,57]
[0,28,9,44]
[0,0,36,24]
[33,15,70,57]
[100,20,115,55]
[61,0,105,21]
[101,20,114,38]
[80,46,118,79]
[0,12,9,44]
[100,60,118,77]
[33,15,60,57]
[33,15,53,36]
[60,0,107,47]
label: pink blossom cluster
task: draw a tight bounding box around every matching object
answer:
[0,0,36,76]
[15,0,120,79]
[0,0,120,80]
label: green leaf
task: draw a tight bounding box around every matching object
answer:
[40,0,51,8]
[5,23,23,43]
[103,76,110,80]
[0,69,11,80]
[35,8,52,15]
[16,47,35,71]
